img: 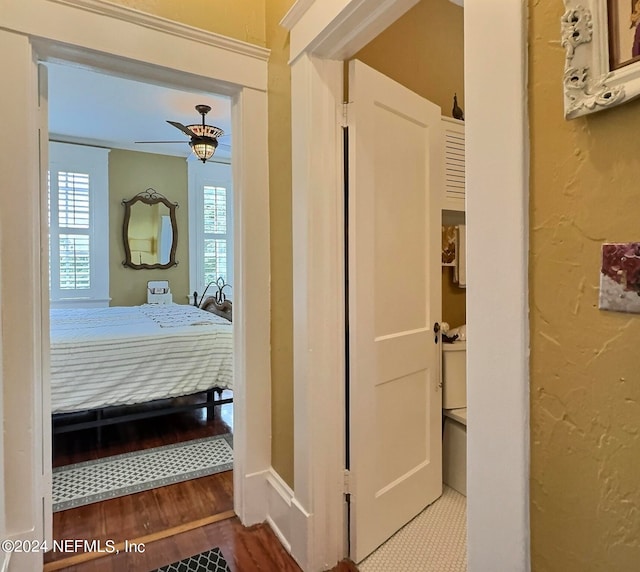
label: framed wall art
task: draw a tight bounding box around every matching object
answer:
[562,1,640,118]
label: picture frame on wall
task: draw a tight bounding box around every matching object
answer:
[562,1,640,118]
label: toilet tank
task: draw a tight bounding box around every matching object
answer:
[442,341,466,409]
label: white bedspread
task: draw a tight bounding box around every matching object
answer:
[50,304,233,414]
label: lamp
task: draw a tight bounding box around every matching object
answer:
[190,137,218,163]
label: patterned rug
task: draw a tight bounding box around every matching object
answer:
[53,434,233,512]
[153,548,231,572]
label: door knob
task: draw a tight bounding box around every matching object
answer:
[433,322,440,344]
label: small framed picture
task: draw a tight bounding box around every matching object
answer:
[599,242,640,313]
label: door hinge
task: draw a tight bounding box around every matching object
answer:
[341,102,349,128]
[343,468,352,495]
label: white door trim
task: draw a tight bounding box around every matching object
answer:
[283,1,530,571]
[0,3,270,569]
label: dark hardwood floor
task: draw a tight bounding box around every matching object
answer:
[45,516,359,572]
[46,394,359,572]
[46,394,234,568]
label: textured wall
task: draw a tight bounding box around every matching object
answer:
[109,149,189,307]
[530,4,640,571]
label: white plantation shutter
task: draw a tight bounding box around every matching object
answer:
[57,172,91,290]
[49,142,110,307]
[203,185,229,285]
[188,161,233,299]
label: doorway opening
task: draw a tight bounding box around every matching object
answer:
[43,60,238,567]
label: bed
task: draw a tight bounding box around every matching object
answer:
[50,301,233,434]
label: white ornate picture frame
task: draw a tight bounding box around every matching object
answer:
[562,1,640,119]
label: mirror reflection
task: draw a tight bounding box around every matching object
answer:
[122,189,178,269]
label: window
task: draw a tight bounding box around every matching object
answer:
[188,161,233,300]
[48,142,110,307]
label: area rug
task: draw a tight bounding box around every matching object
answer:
[53,434,233,512]
[153,547,231,572]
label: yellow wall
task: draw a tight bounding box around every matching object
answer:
[107,0,267,46]
[530,5,640,571]
[109,149,189,306]
[354,0,464,118]
[266,0,295,486]
[442,268,466,328]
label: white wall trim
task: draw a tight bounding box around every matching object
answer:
[464,1,530,570]
[286,0,530,570]
[4,0,268,94]
[281,0,420,62]
[280,0,315,31]
[0,3,271,565]
[290,52,346,572]
[265,469,295,554]
[48,0,270,62]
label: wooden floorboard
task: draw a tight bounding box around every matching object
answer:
[47,397,234,566]
[46,517,360,572]
[47,396,357,571]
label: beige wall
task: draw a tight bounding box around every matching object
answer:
[109,149,189,306]
[530,4,640,571]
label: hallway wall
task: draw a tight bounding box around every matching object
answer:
[530,4,640,571]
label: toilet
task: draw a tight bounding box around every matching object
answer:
[442,339,467,496]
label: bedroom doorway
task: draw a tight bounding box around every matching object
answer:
[44,61,239,567]
[1,5,271,568]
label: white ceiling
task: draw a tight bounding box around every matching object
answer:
[47,62,232,161]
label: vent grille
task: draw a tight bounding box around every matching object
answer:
[444,128,465,199]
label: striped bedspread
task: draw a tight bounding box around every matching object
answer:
[50,304,233,414]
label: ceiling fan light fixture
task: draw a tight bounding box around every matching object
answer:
[190,138,217,163]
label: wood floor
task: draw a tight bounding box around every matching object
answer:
[47,395,235,569]
[47,395,359,571]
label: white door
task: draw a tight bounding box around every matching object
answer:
[347,59,443,562]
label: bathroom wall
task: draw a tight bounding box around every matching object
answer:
[530,4,640,571]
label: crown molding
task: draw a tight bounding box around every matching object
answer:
[48,0,270,61]
[280,0,315,30]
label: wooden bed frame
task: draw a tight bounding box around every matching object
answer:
[52,299,233,442]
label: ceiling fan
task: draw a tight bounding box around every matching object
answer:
[135,104,229,163]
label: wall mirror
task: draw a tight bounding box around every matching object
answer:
[122,188,178,269]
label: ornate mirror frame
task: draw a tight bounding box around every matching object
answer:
[562,1,640,119]
[122,188,179,269]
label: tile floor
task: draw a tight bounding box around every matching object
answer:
[358,486,467,572]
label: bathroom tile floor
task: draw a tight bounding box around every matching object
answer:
[358,486,467,572]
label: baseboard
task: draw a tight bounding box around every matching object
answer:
[240,469,270,525]
[265,469,294,553]
[264,468,316,570]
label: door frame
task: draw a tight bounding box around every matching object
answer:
[0,2,271,568]
[282,1,531,571]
